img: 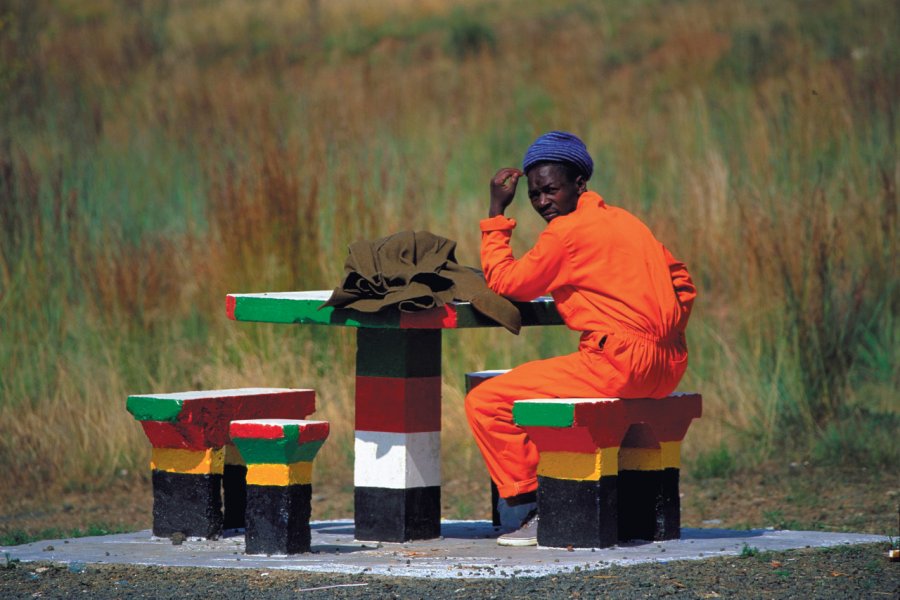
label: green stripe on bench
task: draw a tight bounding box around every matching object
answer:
[126,396,183,422]
[226,291,564,329]
[512,399,578,428]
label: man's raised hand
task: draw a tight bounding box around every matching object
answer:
[489,167,524,217]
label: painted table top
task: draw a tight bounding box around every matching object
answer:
[225,290,563,330]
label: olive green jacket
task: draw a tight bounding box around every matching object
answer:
[322,230,521,334]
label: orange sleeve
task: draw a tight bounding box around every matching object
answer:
[480,215,569,301]
[662,244,696,329]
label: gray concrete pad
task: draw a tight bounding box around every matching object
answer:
[1,520,885,579]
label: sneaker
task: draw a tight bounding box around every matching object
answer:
[497,510,538,546]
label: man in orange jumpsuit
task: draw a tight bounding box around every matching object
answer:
[465,131,697,546]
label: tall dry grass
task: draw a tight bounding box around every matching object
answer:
[1,0,897,517]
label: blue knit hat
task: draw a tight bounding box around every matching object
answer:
[522,131,593,181]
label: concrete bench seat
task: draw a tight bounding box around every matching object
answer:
[513,393,702,548]
[230,419,329,555]
[126,388,316,539]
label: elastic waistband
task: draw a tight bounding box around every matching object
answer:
[581,326,683,345]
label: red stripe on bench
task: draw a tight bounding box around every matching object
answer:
[138,391,316,448]
[140,420,210,450]
[228,421,287,440]
[568,394,703,444]
[226,295,237,320]
[229,420,330,442]
[181,391,316,447]
[296,420,330,441]
[624,394,702,442]
[355,376,441,433]
[525,426,601,454]
[399,305,458,329]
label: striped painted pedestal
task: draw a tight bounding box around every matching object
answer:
[354,329,442,542]
[513,394,702,548]
[230,419,329,555]
[126,388,316,539]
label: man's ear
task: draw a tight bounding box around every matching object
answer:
[575,175,587,194]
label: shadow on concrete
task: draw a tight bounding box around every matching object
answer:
[310,521,355,536]
[310,519,503,543]
[682,528,765,540]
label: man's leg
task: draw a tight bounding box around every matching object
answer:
[463,349,613,500]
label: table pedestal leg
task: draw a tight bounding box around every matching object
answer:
[353,328,442,542]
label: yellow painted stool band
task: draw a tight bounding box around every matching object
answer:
[224,444,246,467]
[659,441,681,469]
[616,441,681,471]
[618,447,660,471]
[537,448,619,481]
[618,443,681,471]
[151,448,224,475]
[246,462,313,486]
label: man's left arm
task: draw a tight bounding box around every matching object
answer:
[662,244,696,329]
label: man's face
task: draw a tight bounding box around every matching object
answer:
[526,164,585,223]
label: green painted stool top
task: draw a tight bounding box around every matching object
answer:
[229,419,330,465]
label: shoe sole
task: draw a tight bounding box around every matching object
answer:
[496,536,538,547]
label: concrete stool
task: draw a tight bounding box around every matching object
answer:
[229,419,329,555]
[126,388,316,539]
[513,393,702,548]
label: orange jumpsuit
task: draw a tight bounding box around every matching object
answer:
[466,191,697,498]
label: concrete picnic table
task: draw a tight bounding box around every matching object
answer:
[226,290,563,542]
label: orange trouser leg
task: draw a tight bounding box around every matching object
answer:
[464,333,686,498]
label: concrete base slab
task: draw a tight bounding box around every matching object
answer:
[1,520,884,580]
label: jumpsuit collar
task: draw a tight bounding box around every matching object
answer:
[577,190,605,210]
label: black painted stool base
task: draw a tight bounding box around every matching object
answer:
[537,476,618,548]
[151,471,223,539]
[618,468,681,541]
[354,486,441,542]
[655,468,681,540]
[222,464,248,530]
[245,484,312,555]
[537,469,682,548]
